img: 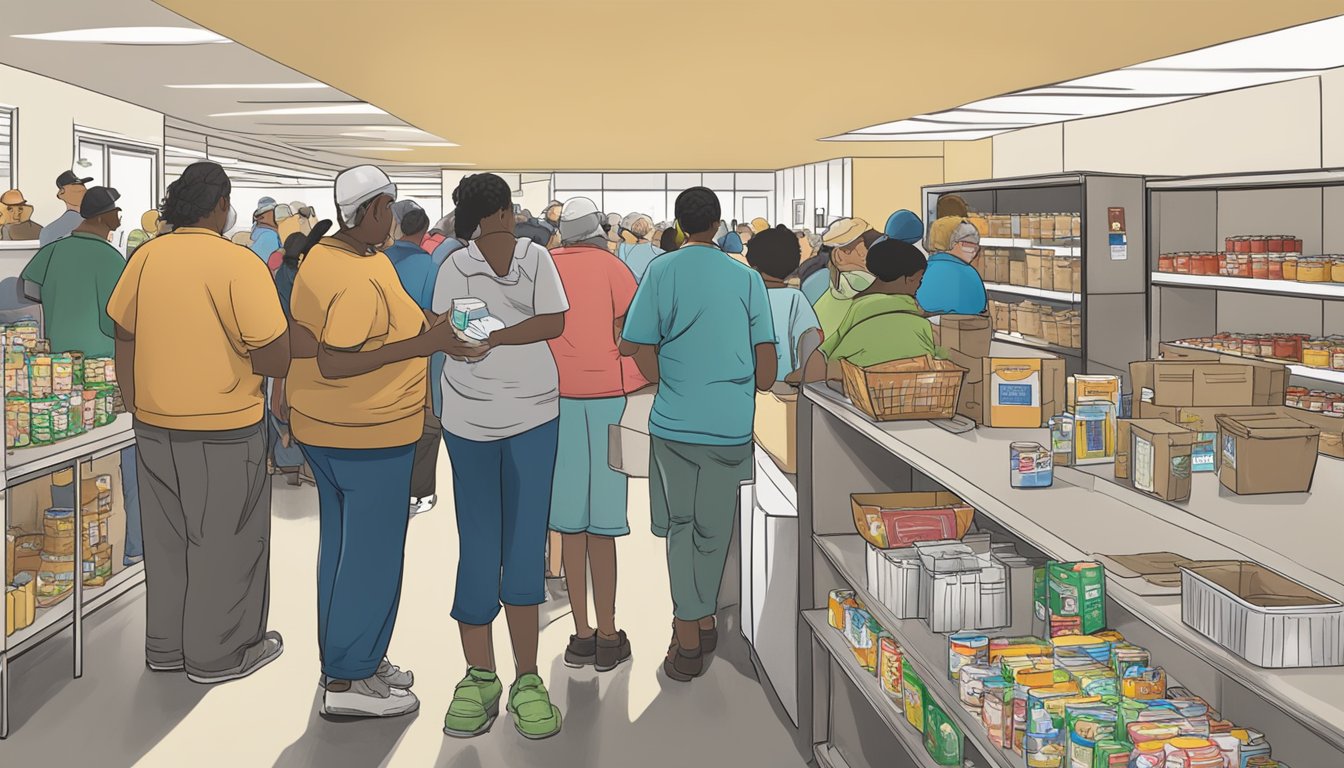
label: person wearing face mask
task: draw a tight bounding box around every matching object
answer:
[917,219,988,316]
[106,162,292,685]
[285,165,485,719]
[810,217,879,341]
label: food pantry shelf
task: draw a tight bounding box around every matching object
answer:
[991,331,1081,357]
[1152,272,1344,299]
[982,282,1081,303]
[3,414,134,487]
[803,610,944,768]
[979,237,1081,256]
[5,597,72,657]
[812,538,1015,768]
[1163,344,1344,385]
[803,384,1344,751]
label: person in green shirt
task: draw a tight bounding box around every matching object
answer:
[20,186,127,358]
[805,238,943,382]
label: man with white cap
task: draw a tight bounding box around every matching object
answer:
[287,165,482,719]
[545,197,643,674]
[249,196,283,263]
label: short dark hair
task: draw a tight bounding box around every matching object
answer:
[866,239,927,282]
[161,161,231,229]
[400,208,430,237]
[674,187,721,235]
[746,225,802,280]
[660,228,679,251]
[452,173,511,240]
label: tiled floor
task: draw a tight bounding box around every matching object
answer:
[2,453,807,767]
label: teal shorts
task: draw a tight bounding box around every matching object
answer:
[549,396,630,537]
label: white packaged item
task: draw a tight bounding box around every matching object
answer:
[608,384,655,478]
[450,297,505,341]
[1181,562,1344,668]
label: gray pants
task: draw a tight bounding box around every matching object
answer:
[134,420,272,675]
[649,436,753,622]
[411,406,439,499]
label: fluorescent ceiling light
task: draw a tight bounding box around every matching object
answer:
[210,104,387,117]
[972,93,1188,117]
[330,147,413,152]
[167,82,328,90]
[1042,69,1316,96]
[164,145,208,157]
[1132,15,1344,71]
[825,129,1007,142]
[208,156,239,165]
[12,27,229,45]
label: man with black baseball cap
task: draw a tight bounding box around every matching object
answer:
[39,169,95,247]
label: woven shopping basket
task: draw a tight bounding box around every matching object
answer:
[841,355,968,421]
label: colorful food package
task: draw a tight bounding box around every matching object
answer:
[878,635,903,702]
[923,697,964,766]
[1047,561,1108,637]
[828,589,855,630]
[903,662,927,733]
[1121,667,1167,700]
[982,678,1013,748]
[991,635,1053,663]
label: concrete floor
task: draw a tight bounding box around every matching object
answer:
[2,454,807,767]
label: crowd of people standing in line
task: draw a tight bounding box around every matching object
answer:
[17,157,990,741]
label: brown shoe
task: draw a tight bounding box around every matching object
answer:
[596,630,631,672]
[564,633,597,668]
[700,624,718,655]
[664,638,704,682]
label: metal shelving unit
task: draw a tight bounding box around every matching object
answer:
[797,383,1344,768]
[923,173,1149,387]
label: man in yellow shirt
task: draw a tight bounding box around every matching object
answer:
[106,161,291,685]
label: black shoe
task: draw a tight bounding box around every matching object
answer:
[596,630,631,672]
[564,633,597,668]
[700,625,718,655]
[663,643,704,682]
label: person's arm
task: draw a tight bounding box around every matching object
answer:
[250,331,292,378]
[746,271,778,392]
[754,343,777,392]
[618,339,660,383]
[114,324,136,415]
[618,261,661,382]
[19,245,51,303]
[481,313,564,349]
[318,322,482,380]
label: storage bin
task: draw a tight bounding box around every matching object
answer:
[866,543,924,619]
[842,356,967,422]
[1180,561,1344,668]
[917,534,1010,633]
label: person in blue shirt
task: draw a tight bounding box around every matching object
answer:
[746,224,822,382]
[916,219,987,316]
[383,202,447,517]
[619,186,776,684]
[249,196,283,264]
[616,213,662,283]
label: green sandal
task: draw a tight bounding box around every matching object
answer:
[443,667,503,738]
[508,673,562,740]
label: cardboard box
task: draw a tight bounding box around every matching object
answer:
[1157,344,1287,406]
[978,357,1067,428]
[1009,258,1026,287]
[1130,361,1257,407]
[850,491,975,549]
[935,314,991,359]
[1015,304,1043,339]
[1115,419,1134,479]
[1048,561,1107,636]
[1216,413,1320,495]
[1026,250,1053,290]
[1127,419,1196,502]
[1284,409,1344,459]
[753,385,798,474]
[1137,405,1284,474]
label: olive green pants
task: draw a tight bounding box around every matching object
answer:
[649,436,752,622]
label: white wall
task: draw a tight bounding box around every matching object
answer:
[0,63,164,227]
[774,159,852,233]
[550,172,775,226]
[993,68,1344,178]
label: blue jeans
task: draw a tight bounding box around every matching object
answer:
[121,445,143,563]
[442,419,559,625]
[299,442,415,681]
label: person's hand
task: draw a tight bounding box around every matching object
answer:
[429,321,488,361]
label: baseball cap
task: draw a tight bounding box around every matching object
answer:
[334,165,396,224]
[390,199,423,224]
[80,186,121,219]
[560,197,600,222]
[254,196,279,217]
[56,170,94,189]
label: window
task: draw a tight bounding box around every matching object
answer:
[75,133,160,255]
[0,106,14,192]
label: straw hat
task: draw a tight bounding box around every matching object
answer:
[822,217,869,248]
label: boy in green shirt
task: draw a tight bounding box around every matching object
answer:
[807,239,943,381]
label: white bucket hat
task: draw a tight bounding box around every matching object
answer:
[334,165,397,225]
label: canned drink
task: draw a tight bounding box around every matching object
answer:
[1010,441,1054,488]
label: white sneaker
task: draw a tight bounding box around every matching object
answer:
[377,657,414,689]
[323,675,420,718]
[411,494,436,516]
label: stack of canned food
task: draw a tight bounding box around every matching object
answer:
[1171,333,1344,371]
[1156,235,1344,284]
[2,322,121,449]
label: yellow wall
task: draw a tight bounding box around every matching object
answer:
[849,141,993,231]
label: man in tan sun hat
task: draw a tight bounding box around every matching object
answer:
[1,189,44,241]
[812,217,881,339]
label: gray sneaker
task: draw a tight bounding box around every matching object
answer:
[187,631,284,684]
[322,657,413,690]
[323,674,420,718]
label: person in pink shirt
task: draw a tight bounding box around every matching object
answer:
[546,196,646,672]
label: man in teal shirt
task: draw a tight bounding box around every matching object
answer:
[21,186,126,357]
[619,186,776,684]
